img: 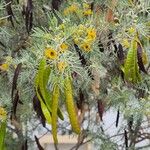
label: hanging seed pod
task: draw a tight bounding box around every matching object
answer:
[115,109,120,127]
[76,89,84,110]
[64,77,81,134]
[137,43,147,74]
[0,120,7,150]
[52,85,60,144]
[97,100,104,121]
[34,60,52,125]
[11,63,22,99]
[117,44,124,64]
[33,95,46,127]
[128,115,133,132]
[124,129,128,149]
[34,136,44,150]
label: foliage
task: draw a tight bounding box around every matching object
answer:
[0,0,150,149]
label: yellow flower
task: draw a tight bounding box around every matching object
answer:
[122,39,130,48]
[128,27,136,34]
[0,107,7,121]
[74,38,80,45]
[44,48,58,60]
[60,43,68,53]
[78,24,86,30]
[64,9,69,15]
[59,23,65,30]
[80,42,92,52]
[0,63,9,71]
[83,9,93,16]
[69,4,78,12]
[64,4,78,15]
[87,28,96,41]
[57,61,67,72]
[83,3,90,9]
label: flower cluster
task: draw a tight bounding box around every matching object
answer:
[44,42,69,73]
[73,25,97,52]
[63,4,78,15]
[82,3,93,16]
[63,2,93,17]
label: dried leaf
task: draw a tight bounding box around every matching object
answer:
[106,0,118,23]
[137,43,147,73]
[34,136,44,150]
[106,8,114,22]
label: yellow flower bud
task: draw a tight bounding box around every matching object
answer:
[0,63,9,71]
[0,107,7,121]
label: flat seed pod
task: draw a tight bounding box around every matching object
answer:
[36,88,52,124]
[34,136,44,150]
[52,85,60,144]
[0,120,6,150]
[64,77,81,134]
[124,38,141,83]
[137,43,147,73]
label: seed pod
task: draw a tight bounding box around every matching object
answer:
[97,100,104,121]
[52,85,60,144]
[64,77,81,134]
[115,109,120,127]
[137,43,147,74]
[124,129,128,149]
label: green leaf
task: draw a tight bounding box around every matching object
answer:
[0,121,6,150]
[124,38,141,83]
